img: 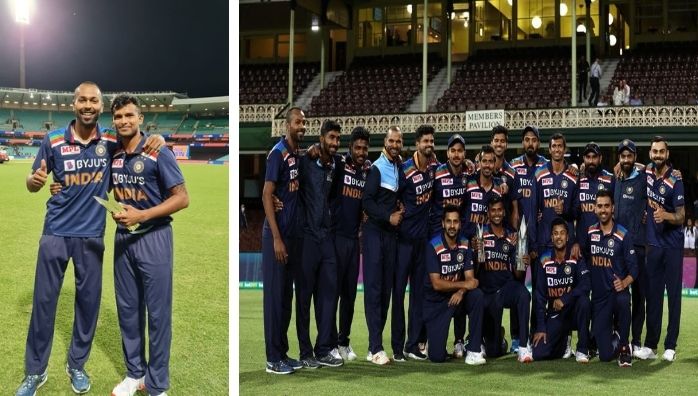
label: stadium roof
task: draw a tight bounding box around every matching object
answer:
[0,87,228,115]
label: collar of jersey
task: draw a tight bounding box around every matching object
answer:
[66,119,103,144]
[116,131,148,156]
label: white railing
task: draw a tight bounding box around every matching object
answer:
[234,104,698,137]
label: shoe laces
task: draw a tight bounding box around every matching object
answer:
[19,374,42,390]
[69,368,87,381]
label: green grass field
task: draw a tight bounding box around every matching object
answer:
[0,160,228,395]
[240,290,698,395]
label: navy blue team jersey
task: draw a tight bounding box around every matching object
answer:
[645,163,685,248]
[535,162,578,249]
[462,173,504,239]
[575,170,615,251]
[511,154,548,247]
[32,121,118,237]
[585,222,638,300]
[263,137,299,237]
[430,163,469,234]
[111,132,185,231]
[477,224,517,294]
[613,167,647,247]
[331,154,371,238]
[424,232,473,303]
[535,250,590,332]
[398,153,439,240]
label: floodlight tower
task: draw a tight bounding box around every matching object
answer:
[14,0,32,88]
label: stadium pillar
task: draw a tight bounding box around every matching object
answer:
[571,0,577,107]
[320,26,325,90]
[446,7,452,86]
[585,0,591,66]
[422,0,428,112]
[288,6,295,106]
[19,26,26,88]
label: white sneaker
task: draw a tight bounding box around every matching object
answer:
[465,350,486,365]
[370,350,390,365]
[453,341,465,358]
[518,346,533,363]
[418,342,428,355]
[632,345,641,356]
[330,348,342,360]
[339,345,357,361]
[111,376,145,396]
[575,351,590,364]
[634,346,658,360]
[366,351,373,361]
[662,349,676,362]
[480,344,487,358]
[562,335,573,359]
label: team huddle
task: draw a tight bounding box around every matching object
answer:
[261,107,685,374]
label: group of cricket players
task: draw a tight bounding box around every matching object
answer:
[261,107,685,374]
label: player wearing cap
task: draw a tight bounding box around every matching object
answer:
[635,136,685,362]
[532,218,591,362]
[510,125,548,353]
[261,107,306,374]
[362,126,405,365]
[474,196,532,362]
[392,125,438,362]
[423,205,485,364]
[612,139,648,356]
[585,190,637,366]
[330,127,371,362]
[575,143,615,255]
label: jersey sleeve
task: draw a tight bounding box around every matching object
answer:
[624,239,638,281]
[362,166,391,225]
[673,178,685,208]
[32,134,54,174]
[425,243,440,275]
[265,149,282,183]
[156,148,185,190]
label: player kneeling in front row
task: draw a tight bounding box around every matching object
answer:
[586,190,637,367]
[423,205,485,364]
[532,218,592,363]
[474,196,532,362]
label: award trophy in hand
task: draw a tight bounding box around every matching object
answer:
[476,223,485,264]
[516,215,528,272]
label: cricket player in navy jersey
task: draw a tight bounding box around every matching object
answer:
[585,190,637,366]
[430,134,470,358]
[474,196,532,362]
[424,205,485,364]
[635,136,685,362]
[510,125,548,353]
[392,125,439,362]
[612,140,649,356]
[261,107,305,374]
[106,95,189,396]
[330,127,371,362]
[532,218,591,363]
[295,120,343,368]
[362,126,405,365]
[489,126,517,223]
[574,143,615,255]
[16,82,164,396]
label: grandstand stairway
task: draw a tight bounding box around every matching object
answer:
[296,71,343,111]
[407,67,452,113]
[598,58,620,103]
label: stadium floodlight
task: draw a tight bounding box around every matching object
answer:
[13,0,33,24]
[560,3,568,16]
[406,4,412,14]
[609,34,617,46]
[577,24,587,33]
[531,16,542,29]
[608,13,614,25]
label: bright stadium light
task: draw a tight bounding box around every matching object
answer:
[406,4,412,14]
[577,24,587,33]
[13,0,33,24]
[532,16,542,29]
[608,13,614,25]
[560,3,568,16]
[609,34,617,46]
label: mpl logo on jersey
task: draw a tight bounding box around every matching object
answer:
[287,157,296,166]
[64,159,76,172]
[440,253,451,262]
[545,266,557,274]
[542,177,553,186]
[412,173,423,183]
[591,234,601,242]
[471,191,483,200]
[442,178,453,186]
[112,159,124,169]
[61,146,81,156]
[580,182,590,190]
[517,168,527,175]
[484,240,495,248]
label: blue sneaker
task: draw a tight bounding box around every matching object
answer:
[15,371,48,396]
[510,338,520,354]
[283,357,303,370]
[65,364,91,394]
[265,361,294,375]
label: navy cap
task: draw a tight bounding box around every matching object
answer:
[617,139,636,153]
[522,125,540,139]
[448,134,466,148]
[583,142,601,155]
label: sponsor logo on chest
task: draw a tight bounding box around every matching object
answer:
[442,177,453,186]
[440,253,451,262]
[542,177,553,186]
[61,146,81,156]
[112,159,124,168]
[546,266,557,274]
[471,191,483,200]
[412,173,423,183]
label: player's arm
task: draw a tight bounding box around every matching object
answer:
[27,136,52,193]
[561,258,591,306]
[142,134,167,155]
[115,183,189,227]
[656,204,685,226]
[616,240,637,291]
[362,167,392,225]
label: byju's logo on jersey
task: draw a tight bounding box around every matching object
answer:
[133,160,145,174]
[591,234,601,242]
[61,146,81,156]
[344,175,352,185]
[95,144,107,157]
[64,160,76,172]
[112,159,124,169]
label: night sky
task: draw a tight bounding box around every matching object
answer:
[0,0,228,98]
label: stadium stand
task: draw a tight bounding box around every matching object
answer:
[437,47,573,111]
[308,54,442,116]
[240,62,319,104]
[239,209,264,252]
[605,42,698,106]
